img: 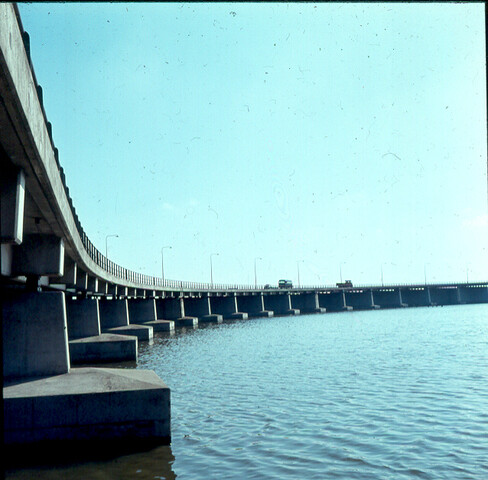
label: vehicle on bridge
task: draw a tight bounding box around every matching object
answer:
[336,280,353,288]
[278,279,293,289]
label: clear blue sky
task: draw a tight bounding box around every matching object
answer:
[17,2,487,287]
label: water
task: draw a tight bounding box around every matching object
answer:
[5,304,488,479]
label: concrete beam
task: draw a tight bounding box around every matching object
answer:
[0,161,25,244]
[11,234,64,277]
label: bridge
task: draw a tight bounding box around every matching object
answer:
[2,2,488,455]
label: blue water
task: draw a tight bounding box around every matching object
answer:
[5,304,488,479]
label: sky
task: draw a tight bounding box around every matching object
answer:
[17,2,487,287]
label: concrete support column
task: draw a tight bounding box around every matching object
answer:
[2,290,70,380]
[459,285,488,304]
[128,298,157,324]
[291,292,326,313]
[210,294,248,320]
[237,294,273,318]
[345,290,378,310]
[128,298,174,332]
[184,295,222,323]
[318,291,352,312]
[156,296,197,327]
[66,297,138,363]
[263,293,299,315]
[401,287,432,307]
[66,297,101,339]
[99,298,152,340]
[372,288,406,308]
[429,287,461,306]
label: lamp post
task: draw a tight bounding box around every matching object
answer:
[210,253,219,288]
[339,262,345,283]
[105,234,118,259]
[161,246,172,285]
[424,263,429,285]
[381,263,385,287]
[297,260,304,288]
[254,257,262,288]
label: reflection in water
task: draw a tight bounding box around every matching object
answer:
[5,444,176,480]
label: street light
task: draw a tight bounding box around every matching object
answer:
[210,253,219,288]
[161,246,172,285]
[105,234,118,259]
[424,263,429,285]
[339,262,345,283]
[297,260,304,288]
[381,263,385,287]
[254,257,262,288]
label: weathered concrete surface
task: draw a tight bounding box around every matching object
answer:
[174,316,198,327]
[143,319,175,332]
[11,234,64,277]
[69,334,138,363]
[263,293,298,316]
[128,298,157,324]
[65,297,101,339]
[4,367,170,445]
[0,160,25,244]
[99,298,129,329]
[2,290,70,380]
[105,324,153,341]
[199,314,223,323]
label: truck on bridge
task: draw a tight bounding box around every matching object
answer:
[278,279,293,289]
[336,280,353,288]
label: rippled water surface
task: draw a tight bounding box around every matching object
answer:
[6,304,488,479]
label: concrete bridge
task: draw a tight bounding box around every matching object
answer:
[1,3,488,457]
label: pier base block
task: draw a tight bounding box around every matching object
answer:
[175,316,198,327]
[143,320,175,332]
[4,367,171,446]
[249,310,273,318]
[104,324,153,341]
[200,314,223,323]
[227,312,248,320]
[69,334,138,363]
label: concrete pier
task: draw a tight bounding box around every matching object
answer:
[210,294,248,320]
[458,285,488,304]
[401,287,433,307]
[372,289,407,308]
[99,298,153,341]
[264,292,300,315]
[345,289,380,310]
[290,292,326,313]
[318,291,352,312]
[3,290,70,379]
[429,286,461,306]
[156,296,198,328]
[237,293,273,318]
[65,297,138,363]
[184,295,223,323]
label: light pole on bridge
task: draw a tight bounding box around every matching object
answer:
[105,234,118,259]
[210,253,219,289]
[254,257,262,288]
[161,246,172,285]
[297,260,304,288]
